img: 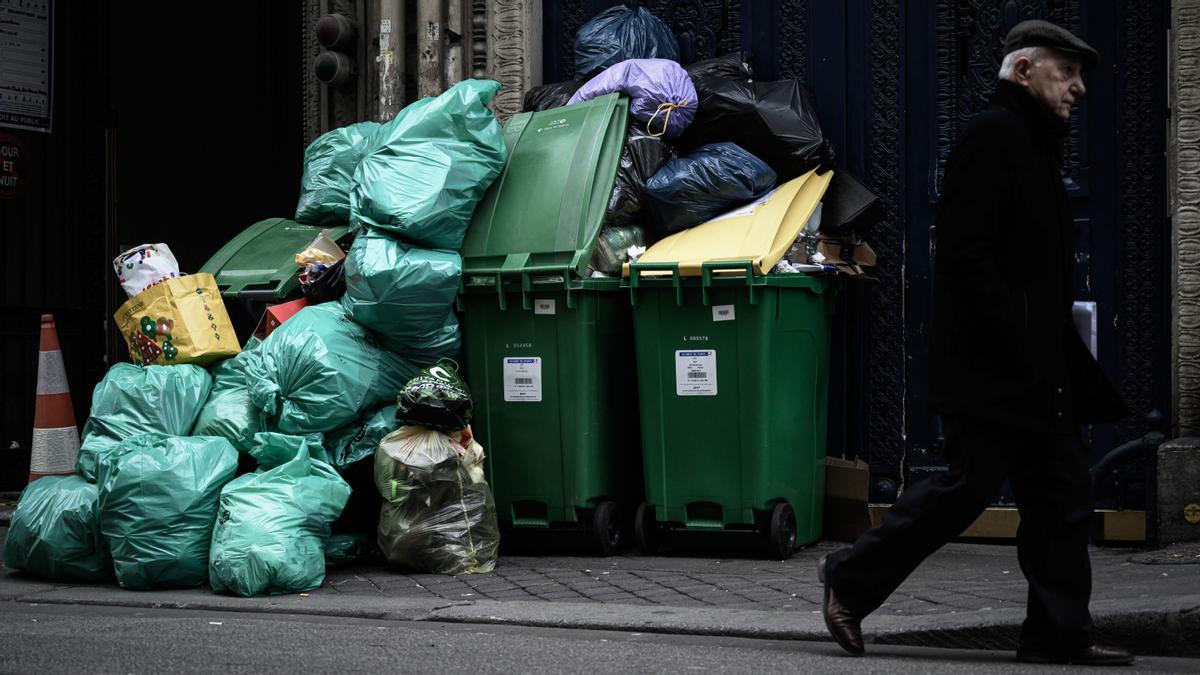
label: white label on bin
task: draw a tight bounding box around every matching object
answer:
[712,304,736,322]
[534,299,556,315]
[676,350,717,396]
[503,357,542,402]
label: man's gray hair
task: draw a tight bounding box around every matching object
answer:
[998,46,1044,80]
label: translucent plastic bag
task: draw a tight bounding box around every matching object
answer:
[77,363,212,482]
[208,433,351,597]
[246,303,418,434]
[295,121,380,225]
[574,5,679,77]
[2,475,112,582]
[590,224,645,275]
[374,426,497,575]
[340,229,462,358]
[96,433,238,589]
[351,79,506,251]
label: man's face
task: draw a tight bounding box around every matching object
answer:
[1018,49,1087,120]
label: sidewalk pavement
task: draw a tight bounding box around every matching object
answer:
[1,523,1197,657]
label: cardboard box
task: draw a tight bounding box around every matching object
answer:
[253,297,309,340]
[824,457,872,542]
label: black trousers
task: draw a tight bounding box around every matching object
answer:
[826,415,1094,649]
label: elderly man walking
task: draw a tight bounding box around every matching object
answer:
[818,21,1132,666]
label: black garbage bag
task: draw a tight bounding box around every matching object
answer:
[676,78,834,182]
[644,142,776,235]
[396,360,473,432]
[302,259,346,304]
[820,169,884,233]
[574,5,679,77]
[606,124,678,229]
[523,79,585,112]
[684,52,754,81]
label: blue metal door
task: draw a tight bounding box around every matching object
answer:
[543,1,1169,507]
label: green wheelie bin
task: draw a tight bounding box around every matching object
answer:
[626,262,838,559]
[459,93,640,555]
[199,217,349,339]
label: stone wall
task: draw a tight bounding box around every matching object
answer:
[1174,0,1200,437]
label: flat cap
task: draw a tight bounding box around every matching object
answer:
[1004,19,1099,71]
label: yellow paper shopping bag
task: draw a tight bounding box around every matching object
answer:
[114,273,241,366]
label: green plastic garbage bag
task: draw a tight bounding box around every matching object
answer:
[341,229,462,356]
[77,363,212,482]
[2,475,111,582]
[374,425,498,575]
[208,433,351,597]
[296,121,380,225]
[246,303,418,435]
[96,433,238,589]
[190,342,267,452]
[324,532,376,568]
[323,405,398,473]
[351,79,507,251]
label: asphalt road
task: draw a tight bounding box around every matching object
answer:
[0,602,1196,674]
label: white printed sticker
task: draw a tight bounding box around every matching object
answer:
[503,357,542,402]
[534,299,556,315]
[676,350,717,396]
[712,305,735,322]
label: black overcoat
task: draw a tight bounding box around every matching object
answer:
[929,80,1127,431]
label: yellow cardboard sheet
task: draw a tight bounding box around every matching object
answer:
[625,168,833,277]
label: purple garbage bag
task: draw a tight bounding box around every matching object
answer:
[568,59,697,139]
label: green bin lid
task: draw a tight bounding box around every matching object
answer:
[460,94,629,279]
[198,217,349,299]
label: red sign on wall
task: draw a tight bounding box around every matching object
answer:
[0,132,28,199]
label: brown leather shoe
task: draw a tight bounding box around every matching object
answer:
[818,555,864,656]
[1017,643,1134,666]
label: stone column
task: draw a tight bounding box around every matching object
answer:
[484,0,542,123]
[1174,0,1200,436]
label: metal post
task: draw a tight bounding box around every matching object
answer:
[417,0,445,97]
[374,0,406,120]
[444,0,466,86]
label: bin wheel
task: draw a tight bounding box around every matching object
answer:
[634,502,660,555]
[593,501,621,556]
[767,502,797,559]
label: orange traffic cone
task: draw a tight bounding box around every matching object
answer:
[29,314,80,483]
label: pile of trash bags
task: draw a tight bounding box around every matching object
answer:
[5,76,511,596]
[522,5,879,277]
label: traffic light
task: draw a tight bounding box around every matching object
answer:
[314,13,355,86]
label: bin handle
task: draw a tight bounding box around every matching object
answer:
[629,263,682,307]
[701,261,757,307]
[493,273,508,311]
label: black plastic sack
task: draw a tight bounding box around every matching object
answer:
[396,360,472,432]
[606,124,677,229]
[574,5,679,77]
[820,169,883,233]
[684,52,754,81]
[644,142,776,235]
[523,79,585,112]
[303,259,346,304]
[676,78,833,182]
